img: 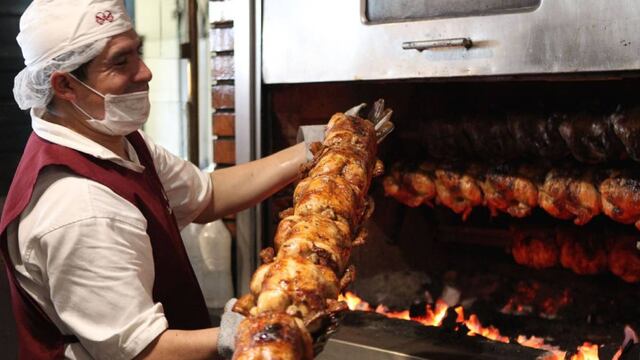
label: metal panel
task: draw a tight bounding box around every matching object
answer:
[234,0,262,295]
[364,0,540,23]
[262,0,640,83]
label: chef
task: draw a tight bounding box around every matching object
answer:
[0,0,313,358]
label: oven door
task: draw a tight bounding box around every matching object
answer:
[262,0,640,83]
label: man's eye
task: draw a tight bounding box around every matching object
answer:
[113,57,129,66]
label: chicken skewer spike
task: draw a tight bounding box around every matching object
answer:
[233,102,390,359]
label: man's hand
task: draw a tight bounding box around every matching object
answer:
[297,100,395,160]
[217,298,245,359]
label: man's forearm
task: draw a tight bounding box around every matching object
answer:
[135,328,222,360]
[196,143,307,222]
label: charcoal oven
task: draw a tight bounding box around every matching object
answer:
[232,1,640,359]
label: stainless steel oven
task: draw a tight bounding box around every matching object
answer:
[232,2,640,358]
[262,0,640,83]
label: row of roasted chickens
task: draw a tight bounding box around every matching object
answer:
[510,226,640,283]
[383,161,640,228]
[420,106,640,164]
[231,112,383,359]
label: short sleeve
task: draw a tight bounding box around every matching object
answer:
[138,131,212,228]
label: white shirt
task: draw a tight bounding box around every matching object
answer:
[6,109,213,360]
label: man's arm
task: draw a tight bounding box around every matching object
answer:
[194,142,306,223]
[134,328,221,360]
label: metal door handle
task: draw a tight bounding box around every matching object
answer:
[402,37,473,51]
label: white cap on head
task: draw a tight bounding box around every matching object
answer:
[13,0,133,110]
[18,0,132,68]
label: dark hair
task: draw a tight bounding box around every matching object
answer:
[70,61,90,80]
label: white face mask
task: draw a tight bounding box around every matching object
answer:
[68,73,150,136]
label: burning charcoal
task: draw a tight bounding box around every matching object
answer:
[611,105,640,162]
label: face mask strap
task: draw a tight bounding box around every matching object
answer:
[67,72,105,99]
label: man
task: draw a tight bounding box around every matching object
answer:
[1,0,314,358]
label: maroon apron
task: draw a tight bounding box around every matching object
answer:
[0,132,211,359]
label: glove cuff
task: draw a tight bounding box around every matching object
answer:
[297,125,326,161]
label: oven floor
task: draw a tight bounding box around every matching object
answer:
[318,311,549,360]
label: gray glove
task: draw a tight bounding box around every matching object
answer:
[297,125,326,161]
[217,298,245,359]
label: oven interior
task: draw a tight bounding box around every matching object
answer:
[262,77,640,359]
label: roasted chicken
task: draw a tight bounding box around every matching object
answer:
[481,164,543,218]
[599,169,640,230]
[539,168,601,225]
[382,162,436,207]
[608,237,640,283]
[233,312,314,360]
[232,102,389,359]
[511,227,559,269]
[557,228,608,275]
[610,105,640,162]
[434,164,484,221]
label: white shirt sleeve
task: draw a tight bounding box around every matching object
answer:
[139,131,213,228]
[15,169,169,360]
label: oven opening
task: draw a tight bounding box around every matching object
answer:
[263,78,640,360]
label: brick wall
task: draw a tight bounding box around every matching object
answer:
[210,0,236,237]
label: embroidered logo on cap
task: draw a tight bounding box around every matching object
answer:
[95,11,115,25]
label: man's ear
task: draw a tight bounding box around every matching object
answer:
[50,72,79,102]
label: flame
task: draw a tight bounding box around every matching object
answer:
[516,337,599,360]
[569,343,599,360]
[464,314,510,343]
[413,300,450,327]
[339,292,372,311]
[339,291,604,360]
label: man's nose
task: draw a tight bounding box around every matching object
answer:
[136,59,153,83]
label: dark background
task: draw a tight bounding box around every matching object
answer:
[1,1,31,357]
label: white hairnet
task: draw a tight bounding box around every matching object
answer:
[13,39,109,110]
[13,0,133,110]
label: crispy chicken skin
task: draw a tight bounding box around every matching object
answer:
[511,228,559,269]
[234,108,383,359]
[308,146,373,197]
[274,214,352,274]
[539,169,601,225]
[249,257,340,323]
[600,170,640,230]
[383,162,436,207]
[608,237,640,283]
[293,175,364,228]
[233,312,314,360]
[434,165,483,221]
[481,164,540,218]
[557,229,608,275]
